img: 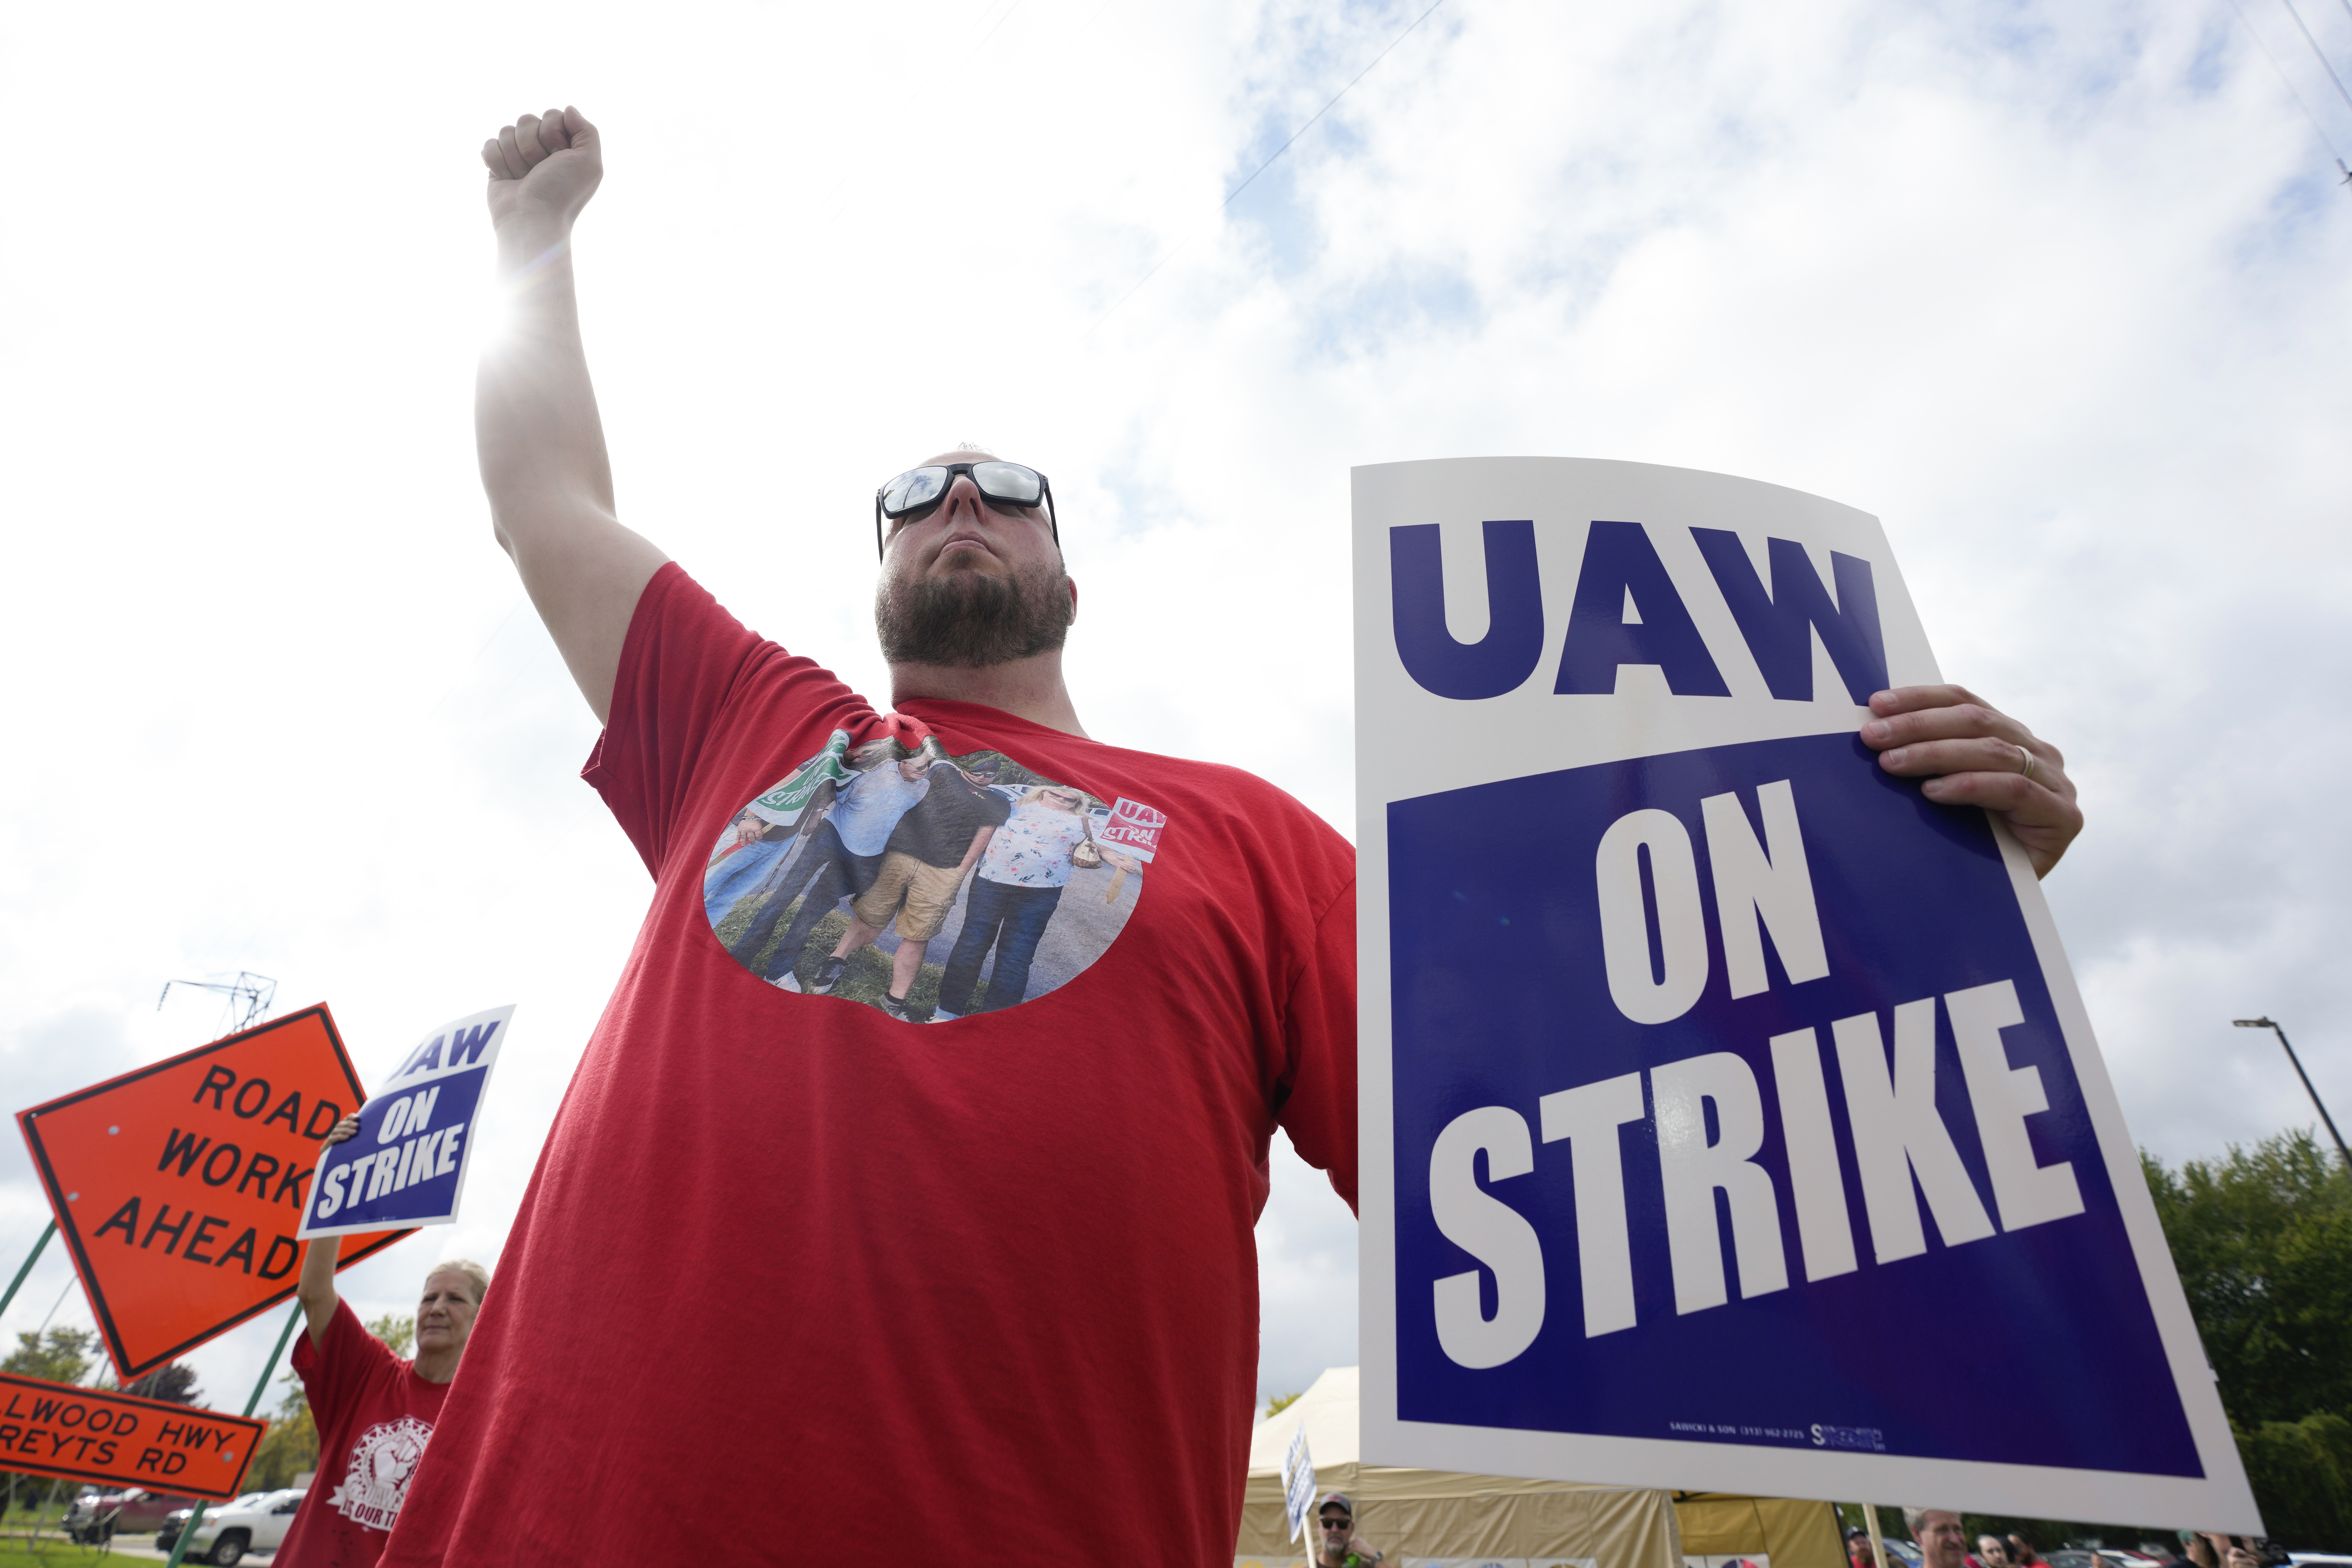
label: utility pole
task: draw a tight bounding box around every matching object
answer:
[2234,1017,2351,1168]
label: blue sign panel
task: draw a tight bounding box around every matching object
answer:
[298,1005,512,1238]
[1353,457,2256,1527]
[1391,732,2193,1474]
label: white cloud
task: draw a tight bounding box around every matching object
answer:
[2,0,2346,1418]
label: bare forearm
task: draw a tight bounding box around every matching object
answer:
[297,1238,339,1346]
[477,220,615,547]
[473,107,666,723]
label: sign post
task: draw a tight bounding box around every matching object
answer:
[0,1220,56,1319]
[299,1006,513,1238]
[162,1302,304,1568]
[1354,457,2259,1526]
[16,1006,410,1381]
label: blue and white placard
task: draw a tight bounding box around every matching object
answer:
[298,1005,514,1238]
[1282,1424,1317,1544]
[1354,458,2256,1526]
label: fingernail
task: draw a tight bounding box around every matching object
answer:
[1861,720,1889,742]
[1881,746,1906,767]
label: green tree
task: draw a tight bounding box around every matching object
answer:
[1,1327,97,1385]
[2145,1131,2352,1544]
[98,1361,202,1404]
[2144,1133,2352,1424]
[369,1312,415,1357]
[1264,1392,1303,1419]
[248,1369,317,1491]
[3,1329,98,1508]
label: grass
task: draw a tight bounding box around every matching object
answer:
[713,895,992,1020]
[0,1539,116,1566]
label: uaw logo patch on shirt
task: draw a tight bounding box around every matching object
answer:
[700,730,1158,1024]
[329,1414,434,1532]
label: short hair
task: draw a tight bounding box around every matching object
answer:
[1905,1510,1959,1538]
[428,1258,491,1304]
[949,441,998,458]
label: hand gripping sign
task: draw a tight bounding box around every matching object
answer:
[300,1006,513,1238]
[0,1371,264,1501]
[1353,458,2258,1527]
[16,1005,411,1381]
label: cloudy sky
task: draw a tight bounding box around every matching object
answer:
[2,0,2346,1427]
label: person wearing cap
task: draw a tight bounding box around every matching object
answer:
[1315,1493,1386,1567]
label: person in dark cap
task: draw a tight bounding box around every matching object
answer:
[1315,1493,1386,1567]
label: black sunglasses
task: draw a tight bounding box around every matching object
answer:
[874,461,1058,559]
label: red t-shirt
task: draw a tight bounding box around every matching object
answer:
[383,564,1357,1566]
[281,1299,452,1568]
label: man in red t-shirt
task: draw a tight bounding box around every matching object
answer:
[281,1118,489,1568]
[378,106,2087,1566]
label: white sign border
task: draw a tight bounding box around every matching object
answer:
[1352,456,2258,1529]
[296,1004,514,1241]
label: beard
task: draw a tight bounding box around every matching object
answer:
[875,560,1074,668]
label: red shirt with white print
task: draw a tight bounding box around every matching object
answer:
[280,1299,450,1568]
[382,563,1357,1567]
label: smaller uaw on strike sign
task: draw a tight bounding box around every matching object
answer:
[299,1007,513,1238]
[1354,458,2258,1527]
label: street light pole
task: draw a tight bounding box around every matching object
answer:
[2234,1017,2352,1168]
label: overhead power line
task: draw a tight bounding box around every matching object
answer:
[2226,0,2352,183]
[1088,0,1450,334]
[2276,0,2352,114]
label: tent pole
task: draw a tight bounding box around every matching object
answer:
[163,1302,304,1568]
[1864,1504,1890,1568]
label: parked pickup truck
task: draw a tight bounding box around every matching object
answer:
[169,1488,305,1566]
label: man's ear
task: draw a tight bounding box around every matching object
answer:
[1066,575,1079,627]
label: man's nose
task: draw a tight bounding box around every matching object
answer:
[939,474,989,521]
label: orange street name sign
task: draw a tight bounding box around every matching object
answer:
[17,1004,411,1379]
[0,1372,265,1501]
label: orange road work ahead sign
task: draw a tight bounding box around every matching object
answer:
[16,1005,411,1379]
[0,1371,265,1501]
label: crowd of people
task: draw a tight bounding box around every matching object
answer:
[1845,1511,2270,1568]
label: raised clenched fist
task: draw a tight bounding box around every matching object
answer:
[481,107,602,235]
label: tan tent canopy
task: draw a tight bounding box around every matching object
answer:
[1671,1493,1842,1568]
[1237,1367,1685,1568]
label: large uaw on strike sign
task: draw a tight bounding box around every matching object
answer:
[300,1006,513,1238]
[1355,457,2258,1526]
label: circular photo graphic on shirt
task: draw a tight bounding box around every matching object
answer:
[702,731,1158,1024]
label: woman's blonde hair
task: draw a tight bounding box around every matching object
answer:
[1019,785,1085,813]
[428,1258,492,1305]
